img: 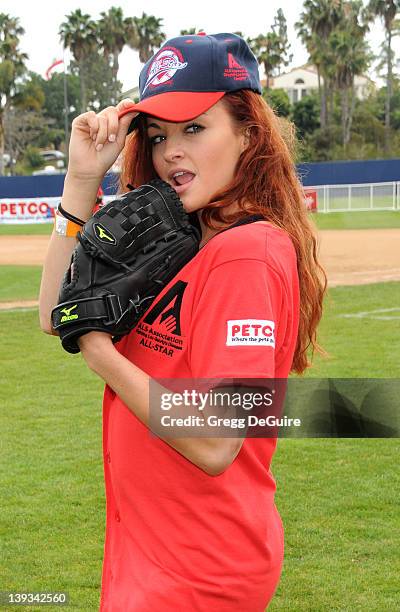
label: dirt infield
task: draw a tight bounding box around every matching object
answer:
[0,229,399,310]
[316,228,400,286]
[0,235,51,266]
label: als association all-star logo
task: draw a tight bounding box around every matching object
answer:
[94,223,116,245]
[223,52,249,82]
[134,280,187,358]
[142,47,188,95]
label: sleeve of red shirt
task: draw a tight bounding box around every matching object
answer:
[188,259,285,380]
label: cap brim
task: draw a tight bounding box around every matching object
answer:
[119,91,226,134]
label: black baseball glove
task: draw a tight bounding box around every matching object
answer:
[51,179,200,354]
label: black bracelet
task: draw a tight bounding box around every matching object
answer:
[57,203,85,226]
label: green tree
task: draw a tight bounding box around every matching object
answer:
[379,76,400,128]
[13,72,45,112]
[0,13,28,175]
[331,1,372,147]
[98,7,137,105]
[249,9,292,89]
[3,71,68,173]
[41,71,81,133]
[263,88,291,116]
[180,28,202,35]
[59,9,98,112]
[132,13,166,63]
[292,93,320,137]
[70,50,122,110]
[296,0,343,129]
[351,93,386,156]
[24,145,44,168]
[367,0,400,154]
[4,106,56,174]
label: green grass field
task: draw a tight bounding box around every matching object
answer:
[271,438,399,611]
[1,266,398,378]
[1,248,399,610]
[1,209,399,235]
[309,209,400,230]
[0,223,54,236]
[1,310,105,611]
[0,266,43,301]
[302,281,400,378]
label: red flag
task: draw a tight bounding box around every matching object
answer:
[45,59,64,80]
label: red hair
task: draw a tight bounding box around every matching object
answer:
[119,90,328,375]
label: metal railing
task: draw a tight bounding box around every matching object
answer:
[307,181,400,213]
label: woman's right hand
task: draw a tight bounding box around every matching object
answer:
[67,98,139,183]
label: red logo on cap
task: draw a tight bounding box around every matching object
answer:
[224,53,249,81]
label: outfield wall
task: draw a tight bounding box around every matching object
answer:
[0,159,399,223]
[298,158,400,186]
[0,174,119,224]
[0,172,119,198]
[1,158,399,198]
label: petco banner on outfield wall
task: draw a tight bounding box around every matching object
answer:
[0,196,115,224]
[0,197,59,224]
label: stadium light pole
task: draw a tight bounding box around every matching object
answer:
[63,50,69,162]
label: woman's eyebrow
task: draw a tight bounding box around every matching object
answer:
[146,122,161,130]
[147,113,208,131]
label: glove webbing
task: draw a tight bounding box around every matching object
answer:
[97,196,166,252]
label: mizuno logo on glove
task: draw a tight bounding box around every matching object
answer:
[94,224,116,244]
[60,304,79,322]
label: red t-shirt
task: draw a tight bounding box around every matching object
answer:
[100,221,300,611]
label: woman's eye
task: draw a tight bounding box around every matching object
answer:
[150,135,165,146]
[186,123,203,134]
[149,124,203,146]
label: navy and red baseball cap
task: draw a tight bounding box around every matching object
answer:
[119,32,261,133]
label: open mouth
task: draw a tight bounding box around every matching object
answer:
[172,172,196,187]
[170,172,196,194]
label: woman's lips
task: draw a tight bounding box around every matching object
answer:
[172,175,195,195]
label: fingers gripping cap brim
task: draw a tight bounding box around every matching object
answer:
[119,91,226,134]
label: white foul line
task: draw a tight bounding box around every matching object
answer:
[338,307,400,320]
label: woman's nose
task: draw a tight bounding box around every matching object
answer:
[162,136,185,162]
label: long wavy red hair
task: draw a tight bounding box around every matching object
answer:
[119,90,328,375]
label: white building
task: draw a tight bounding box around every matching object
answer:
[122,85,140,101]
[268,64,375,104]
[123,64,375,106]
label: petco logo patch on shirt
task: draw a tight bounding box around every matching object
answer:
[226,319,275,347]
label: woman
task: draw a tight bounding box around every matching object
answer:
[39,33,327,611]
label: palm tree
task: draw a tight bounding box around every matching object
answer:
[98,7,138,104]
[0,13,28,175]
[249,9,292,90]
[296,0,343,128]
[132,13,166,63]
[367,0,400,154]
[180,28,198,35]
[59,9,98,112]
[331,1,372,146]
[249,32,284,89]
